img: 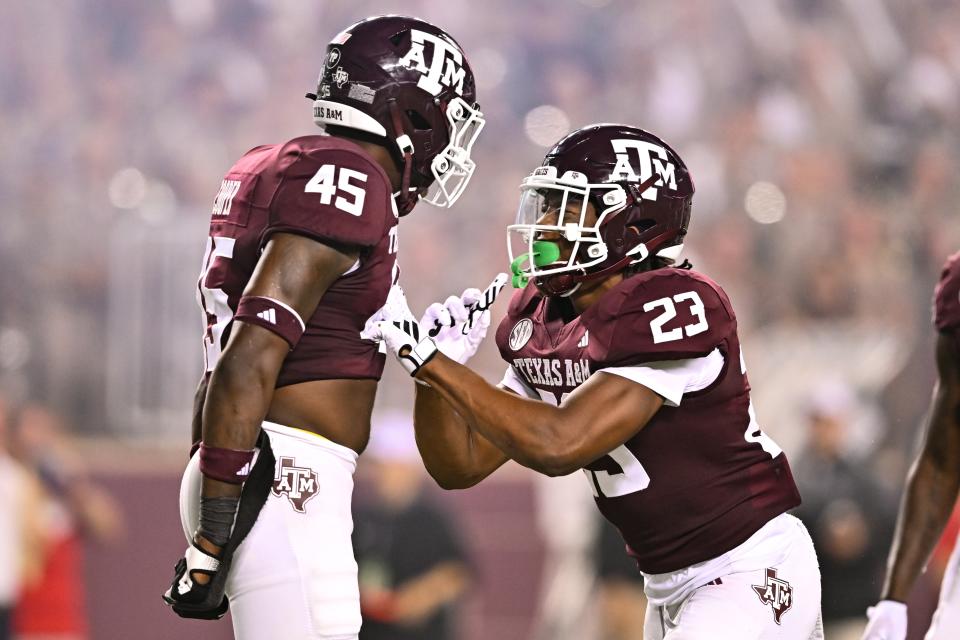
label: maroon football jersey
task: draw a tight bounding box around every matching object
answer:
[934,251,960,333]
[197,135,398,386]
[495,268,801,574]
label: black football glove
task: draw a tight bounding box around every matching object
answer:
[162,542,230,620]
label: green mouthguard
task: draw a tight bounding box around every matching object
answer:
[510,241,561,288]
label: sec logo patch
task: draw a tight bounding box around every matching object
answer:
[509,319,533,351]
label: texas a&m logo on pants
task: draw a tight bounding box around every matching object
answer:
[272,456,319,513]
[751,567,793,624]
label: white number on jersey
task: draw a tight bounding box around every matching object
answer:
[740,349,782,457]
[387,226,399,255]
[305,164,369,216]
[197,236,236,371]
[584,444,651,499]
[643,291,709,344]
[536,391,653,500]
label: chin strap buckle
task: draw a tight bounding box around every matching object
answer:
[396,134,414,156]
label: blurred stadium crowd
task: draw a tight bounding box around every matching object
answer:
[2,0,960,638]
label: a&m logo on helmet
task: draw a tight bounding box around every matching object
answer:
[398,29,467,97]
[272,456,320,513]
[609,139,679,201]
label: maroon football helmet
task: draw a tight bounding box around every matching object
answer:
[508,124,694,296]
[308,15,484,215]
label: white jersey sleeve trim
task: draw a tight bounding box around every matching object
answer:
[342,259,361,276]
[597,348,724,407]
[498,365,539,399]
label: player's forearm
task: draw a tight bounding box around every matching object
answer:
[413,385,476,486]
[201,349,281,498]
[881,453,960,601]
[191,375,209,453]
[414,385,505,489]
[417,355,576,476]
[883,368,960,601]
[203,353,275,450]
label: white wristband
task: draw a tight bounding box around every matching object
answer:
[399,337,438,377]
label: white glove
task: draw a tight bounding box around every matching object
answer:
[369,319,438,377]
[862,600,907,640]
[420,273,509,365]
[361,284,418,353]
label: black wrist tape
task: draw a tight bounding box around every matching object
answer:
[198,495,240,548]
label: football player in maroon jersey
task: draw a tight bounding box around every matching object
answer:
[161,16,485,639]
[375,124,824,639]
[862,253,960,640]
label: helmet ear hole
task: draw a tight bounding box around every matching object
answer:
[405,109,432,131]
[633,219,657,233]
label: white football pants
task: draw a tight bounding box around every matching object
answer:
[180,421,361,640]
[643,515,823,640]
[925,533,960,639]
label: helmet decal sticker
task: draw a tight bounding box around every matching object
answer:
[326,48,342,69]
[333,67,350,88]
[347,84,376,104]
[398,29,467,96]
[610,139,679,200]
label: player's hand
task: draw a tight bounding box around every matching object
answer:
[361,284,418,353]
[421,273,509,365]
[371,318,438,378]
[162,541,230,620]
[862,600,907,640]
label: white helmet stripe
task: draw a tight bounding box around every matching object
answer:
[312,99,388,137]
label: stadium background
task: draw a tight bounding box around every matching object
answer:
[2,0,960,638]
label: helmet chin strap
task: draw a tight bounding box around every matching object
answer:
[535,273,581,297]
[537,254,636,296]
[535,235,651,297]
[388,100,418,216]
[572,254,636,283]
[537,229,646,296]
